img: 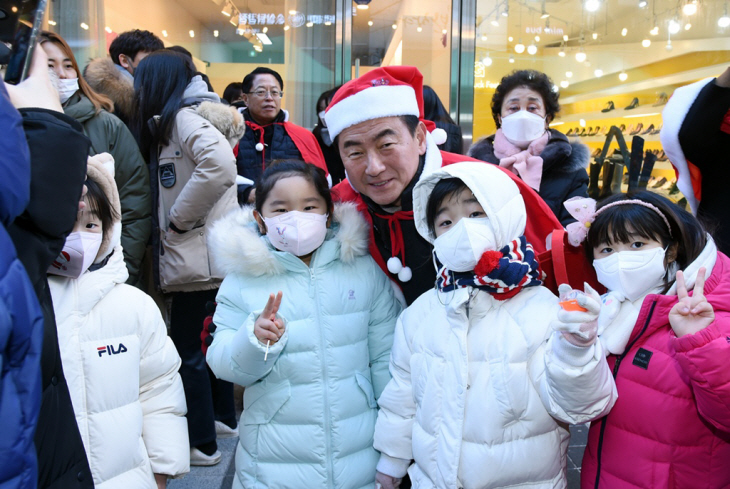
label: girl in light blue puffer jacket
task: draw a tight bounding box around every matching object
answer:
[206,160,401,489]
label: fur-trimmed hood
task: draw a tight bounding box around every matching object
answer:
[83,57,135,121]
[196,101,245,147]
[85,153,122,263]
[208,202,369,277]
[468,129,590,175]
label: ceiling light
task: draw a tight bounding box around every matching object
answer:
[306,21,314,27]
[575,49,587,62]
[541,10,550,18]
[638,0,647,7]
[682,1,697,15]
[552,85,560,93]
[720,15,730,28]
[221,7,231,17]
[368,20,373,26]
[502,9,509,17]
[621,27,628,36]
[289,9,297,15]
[481,34,487,40]
[642,38,651,47]
[563,34,569,41]
[105,26,112,34]
[579,119,586,127]
[483,54,493,66]
[354,0,370,10]
[684,23,691,30]
[161,30,168,37]
[508,36,513,42]
[213,30,219,37]
[263,27,268,33]
[80,22,89,30]
[592,32,598,39]
[558,47,566,57]
[491,19,500,27]
[560,80,570,88]
[48,20,57,26]
[566,71,573,78]
[527,43,538,55]
[509,55,515,63]
[442,29,448,34]
[284,25,290,31]
[417,26,422,32]
[325,21,332,25]
[189,30,194,38]
[594,68,603,77]
[668,19,681,34]
[585,0,600,12]
[535,35,540,42]
[514,41,525,53]
[665,39,673,50]
[256,33,272,44]
[650,26,659,35]
[619,71,628,81]
[393,24,398,30]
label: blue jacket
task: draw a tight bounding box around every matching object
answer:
[0,83,44,489]
[206,203,401,489]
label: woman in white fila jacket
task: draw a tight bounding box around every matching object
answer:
[373,162,617,489]
[48,155,189,488]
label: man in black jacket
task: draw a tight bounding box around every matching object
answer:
[5,47,94,489]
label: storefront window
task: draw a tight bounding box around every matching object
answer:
[473,0,730,203]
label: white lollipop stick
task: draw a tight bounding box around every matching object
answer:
[264,340,270,362]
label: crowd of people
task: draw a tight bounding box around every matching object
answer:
[2,27,730,489]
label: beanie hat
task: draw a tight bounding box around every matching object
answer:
[659,77,713,215]
[85,153,122,263]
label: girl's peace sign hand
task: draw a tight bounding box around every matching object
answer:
[669,268,715,337]
[254,291,286,344]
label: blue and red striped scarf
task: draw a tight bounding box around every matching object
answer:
[435,235,542,301]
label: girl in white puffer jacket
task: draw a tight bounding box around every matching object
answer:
[48,156,189,489]
[373,162,617,489]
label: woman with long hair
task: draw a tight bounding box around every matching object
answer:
[133,49,244,466]
[40,31,151,288]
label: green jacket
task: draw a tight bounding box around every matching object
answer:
[64,93,151,286]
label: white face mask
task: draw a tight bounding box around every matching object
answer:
[433,217,497,272]
[47,232,102,278]
[318,111,327,127]
[58,77,79,104]
[500,110,546,148]
[264,211,328,256]
[593,246,667,302]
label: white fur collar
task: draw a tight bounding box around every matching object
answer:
[208,202,369,277]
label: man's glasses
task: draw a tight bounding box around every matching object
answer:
[248,89,283,99]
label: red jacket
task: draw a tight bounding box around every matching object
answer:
[582,251,730,489]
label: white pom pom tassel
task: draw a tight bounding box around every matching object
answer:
[398,266,412,282]
[431,128,447,146]
[387,256,403,274]
[255,142,265,152]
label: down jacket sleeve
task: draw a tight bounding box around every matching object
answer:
[207,275,289,387]
[366,263,402,399]
[522,288,617,425]
[672,314,730,432]
[137,294,189,477]
[168,112,236,231]
[373,311,417,476]
[108,120,151,286]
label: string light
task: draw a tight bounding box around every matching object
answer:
[619,71,628,81]
[594,68,603,77]
[642,39,651,47]
[585,0,600,12]
[527,43,538,55]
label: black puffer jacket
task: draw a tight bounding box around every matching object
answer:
[468,129,589,225]
[8,109,94,488]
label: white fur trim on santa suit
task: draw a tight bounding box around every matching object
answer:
[324,85,419,140]
[660,77,713,215]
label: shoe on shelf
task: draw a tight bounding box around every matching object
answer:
[651,177,667,189]
[591,147,601,157]
[650,124,662,135]
[653,92,668,106]
[215,420,239,439]
[641,124,655,135]
[630,123,643,135]
[657,150,667,161]
[618,124,626,132]
[625,97,639,110]
[190,448,222,466]
[581,127,592,137]
[627,124,635,134]
[566,128,574,136]
[601,101,615,113]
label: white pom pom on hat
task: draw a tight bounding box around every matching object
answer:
[398,266,412,282]
[387,256,403,274]
[430,127,447,146]
[255,142,265,152]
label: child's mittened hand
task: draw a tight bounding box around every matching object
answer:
[669,268,715,337]
[553,283,601,347]
[375,472,402,489]
[254,291,285,344]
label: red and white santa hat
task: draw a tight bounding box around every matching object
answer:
[324,66,448,151]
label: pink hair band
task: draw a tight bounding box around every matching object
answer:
[594,199,673,238]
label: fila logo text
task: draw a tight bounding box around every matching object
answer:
[97,343,128,357]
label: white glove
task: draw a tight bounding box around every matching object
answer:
[551,282,601,346]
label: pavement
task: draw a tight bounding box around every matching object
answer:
[169,420,589,489]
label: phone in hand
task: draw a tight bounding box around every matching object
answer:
[0,0,48,84]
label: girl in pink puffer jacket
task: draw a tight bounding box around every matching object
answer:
[563,191,730,489]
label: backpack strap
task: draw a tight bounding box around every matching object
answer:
[551,228,570,286]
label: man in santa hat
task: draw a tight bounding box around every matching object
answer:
[326,66,560,305]
[660,67,730,254]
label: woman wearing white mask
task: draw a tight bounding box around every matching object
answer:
[559,191,730,488]
[48,155,189,489]
[40,31,152,288]
[468,70,590,225]
[373,162,616,489]
[206,160,401,488]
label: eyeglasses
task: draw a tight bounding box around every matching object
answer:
[248,89,283,99]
